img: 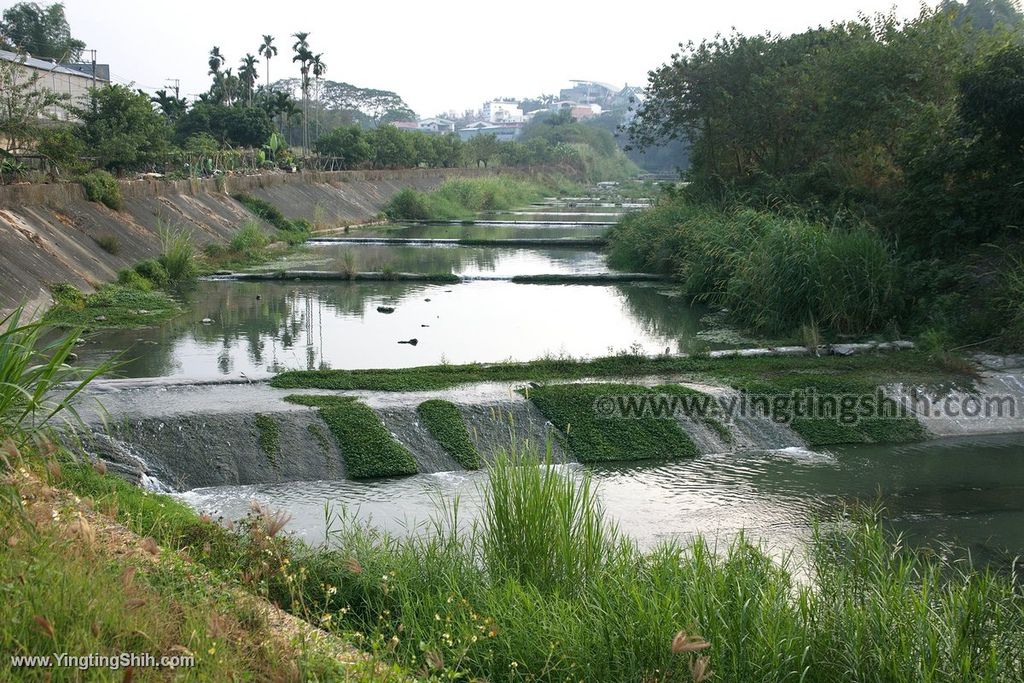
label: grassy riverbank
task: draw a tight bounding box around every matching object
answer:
[2,310,1020,681]
[383,175,575,221]
[40,447,1024,682]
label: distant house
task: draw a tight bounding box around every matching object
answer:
[457,121,522,142]
[558,80,618,106]
[389,120,421,130]
[0,49,110,123]
[481,100,524,124]
[417,117,455,134]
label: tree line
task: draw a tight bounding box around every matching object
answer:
[623,0,1024,347]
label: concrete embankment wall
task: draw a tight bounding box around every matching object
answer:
[0,168,494,313]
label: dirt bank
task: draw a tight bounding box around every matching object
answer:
[0,168,494,313]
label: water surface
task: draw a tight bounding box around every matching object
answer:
[179,434,1024,564]
[75,280,710,378]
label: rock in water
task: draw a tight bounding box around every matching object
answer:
[377,306,395,314]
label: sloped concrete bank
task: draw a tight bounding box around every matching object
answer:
[0,167,494,313]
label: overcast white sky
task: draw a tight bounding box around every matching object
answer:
[38,0,929,116]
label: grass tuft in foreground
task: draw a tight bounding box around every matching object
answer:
[416,399,481,469]
[285,395,418,479]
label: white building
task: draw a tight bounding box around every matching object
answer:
[0,49,109,123]
[481,100,524,124]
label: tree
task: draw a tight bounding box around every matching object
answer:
[174,102,273,148]
[0,2,84,60]
[258,34,277,89]
[369,125,415,168]
[0,53,68,153]
[292,32,312,153]
[431,134,464,168]
[75,85,169,171]
[464,133,500,167]
[239,53,259,105]
[208,46,224,76]
[313,125,372,167]
[151,88,187,121]
[311,53,326,139]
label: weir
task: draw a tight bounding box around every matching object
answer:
[78,377,811,493]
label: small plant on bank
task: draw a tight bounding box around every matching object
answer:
[228,221,271,261]
[416,399,481,469]
[49,283,85,311]
[79,170,123,210]
[93,233,121,255]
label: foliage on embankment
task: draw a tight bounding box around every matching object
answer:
[383,176,559,221]
[607,201,900,336]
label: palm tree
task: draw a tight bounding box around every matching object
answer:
[208,46,224,76]
[258,34,277,90]
[151,89,187,120]
[239,53,260,105]
[311,53,326,141]
[291,33,312,154]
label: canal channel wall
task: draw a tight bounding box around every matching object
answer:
[0,167,499,314]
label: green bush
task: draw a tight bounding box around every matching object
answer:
[285,395,417,478]
[93,233,121,255]
[79,170,123,210]
[416,399,481,469]
[228,220,270,257]
[49,283,85,310]
[232,193,307,233]
[383,177,548,221]
[115,269,153,291]
[133,259,169,289]
[608,199,900,335]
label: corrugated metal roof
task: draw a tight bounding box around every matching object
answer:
[0,49,93,78]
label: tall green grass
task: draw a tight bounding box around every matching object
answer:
[383,177,549,221]
[290,450,1023,681]
[158,226,199,286]
[0,308,109,443]
[608,199,900,335]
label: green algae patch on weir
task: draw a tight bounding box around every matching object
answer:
[269,351,967,394]
[416,399,482,470]
[526,383,699,463]
[254,413,281,467]
[285,395,417,479]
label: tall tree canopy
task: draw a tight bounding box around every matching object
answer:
[0,2,85,60]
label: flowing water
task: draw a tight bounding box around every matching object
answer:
[75,197,1024,563]
[179,434,1024,562]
